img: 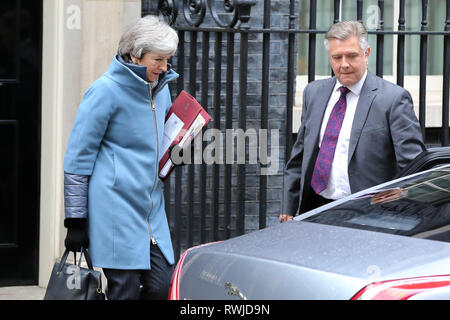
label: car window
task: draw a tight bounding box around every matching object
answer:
[304,167,450,243]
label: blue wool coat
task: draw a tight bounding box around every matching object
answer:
[64,54,178,269]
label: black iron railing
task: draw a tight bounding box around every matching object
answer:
[143,0,450,261]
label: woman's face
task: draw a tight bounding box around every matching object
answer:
[132,52,172,82]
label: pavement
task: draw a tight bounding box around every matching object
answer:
[0,286,46,300]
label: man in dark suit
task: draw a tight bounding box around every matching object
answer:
[280,21,425,222]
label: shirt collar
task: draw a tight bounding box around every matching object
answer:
[335,69,368,96]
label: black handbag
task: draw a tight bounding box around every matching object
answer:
[44,247,105,300]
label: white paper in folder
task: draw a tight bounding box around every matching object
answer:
[159,113,184,162]
[159,113,206,178]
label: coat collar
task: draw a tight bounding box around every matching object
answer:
[105,54,179,93]
[117,54,148,82]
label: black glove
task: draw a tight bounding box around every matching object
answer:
[64,218,89,252]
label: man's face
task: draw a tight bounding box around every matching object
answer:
[328,36,370,87]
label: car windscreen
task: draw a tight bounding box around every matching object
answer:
[304,167,450,243]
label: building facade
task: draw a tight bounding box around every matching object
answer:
[0,0,448,288]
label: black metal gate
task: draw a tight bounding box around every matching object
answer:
[143,0,450,261]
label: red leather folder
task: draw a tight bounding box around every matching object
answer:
[158,90,211,180]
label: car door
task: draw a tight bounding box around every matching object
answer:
[396,147,450,178]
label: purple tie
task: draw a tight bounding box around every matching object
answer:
[311,86,350,194]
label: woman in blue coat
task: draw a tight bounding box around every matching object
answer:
[63,15,179,300]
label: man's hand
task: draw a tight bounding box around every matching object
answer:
[278,214,293,223]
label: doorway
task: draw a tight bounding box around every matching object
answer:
[0,0,42,286]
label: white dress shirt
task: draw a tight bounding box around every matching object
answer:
[318,70,368,200]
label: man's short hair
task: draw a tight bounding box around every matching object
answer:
[324,20,369,52]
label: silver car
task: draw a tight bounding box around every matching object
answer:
[169,155,450,300]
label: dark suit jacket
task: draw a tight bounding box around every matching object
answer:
[282,71,426,215]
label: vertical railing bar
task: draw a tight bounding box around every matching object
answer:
[212,31,222,240]
[237,28,249,236]
[397,0,405,87]
[376,0,385,77]
[442,0,450,146]
[308,0,317,83]
[199,31,209,243]
[286,0,296,159]
[333,0,340,23]
[259,0,271,230]
[174,30,185,261]
[419,0,428,140]
[188,30,197,247]
[163,138,171,235]
[331,0,340,77]
[224,31,234,240]
[357,0,363,22]
[164,165,171,207]
[173,161,183,260]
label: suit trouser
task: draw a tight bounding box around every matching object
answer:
[103,243,174,300]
